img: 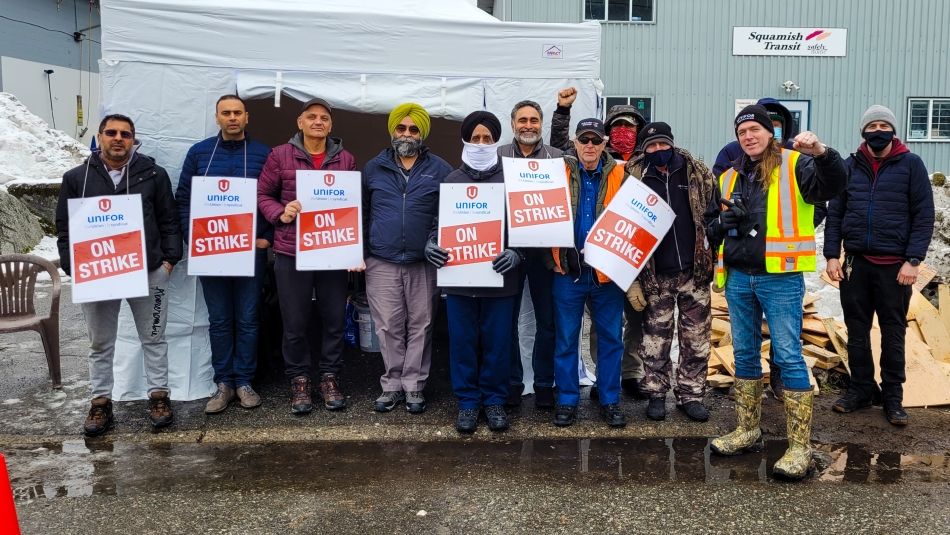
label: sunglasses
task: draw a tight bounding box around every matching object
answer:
[102,129,134,139]
[395,124,421,135]
[577,135,604,146]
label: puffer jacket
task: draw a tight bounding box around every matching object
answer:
[257,132,357,257]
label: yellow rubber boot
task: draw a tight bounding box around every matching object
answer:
[772,389,814,480]
[710,378,763,455]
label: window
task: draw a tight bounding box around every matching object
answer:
[603,96,652,123]
[585,0,654,22]
[907,98,950,141]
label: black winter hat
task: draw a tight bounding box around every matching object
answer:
[734,104,774,136]
[460,111,502,143]
[639,122,674,148]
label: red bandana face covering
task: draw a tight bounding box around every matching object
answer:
[609,125,637,155]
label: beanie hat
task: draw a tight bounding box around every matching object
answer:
[460,111,502,143]
[860,104,897,134]
[388,102,432,139]
[639,122,674,148]
[734,104,775,137]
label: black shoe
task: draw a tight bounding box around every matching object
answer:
[677,400,709,422]
[589,385,599,401]
[553,404,577,427]
[621,378,649,400]
[484,405,509,432]
[832,390,873,413]
[600,403,627,428]
[646,397,666,421]
[534,386,555,409]
[456,408,478,433]
[884,400,909,426]
[506,384,523,407]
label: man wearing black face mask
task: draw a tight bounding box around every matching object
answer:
[624,122,717,421]
[824,104,934,427]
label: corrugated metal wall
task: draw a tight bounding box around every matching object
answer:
[499,0,950,171]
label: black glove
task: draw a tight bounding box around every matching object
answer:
[424,238,449,268]
[492,249,522,274]
[719,197,748,232]
[719,209,741,231]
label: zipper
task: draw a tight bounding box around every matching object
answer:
[660,170,684,271]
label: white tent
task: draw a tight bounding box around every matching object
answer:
[100,0,603,400]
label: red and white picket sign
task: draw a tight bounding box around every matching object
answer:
[502,157,574,247]
[187,177,258,277]
[0,453,21,535]
[295,170,363,270]
[437,183,505,288]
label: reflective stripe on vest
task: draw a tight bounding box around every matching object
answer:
[714,149,815,288]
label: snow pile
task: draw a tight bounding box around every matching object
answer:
[927,183,950,278]
[0,92,88,186]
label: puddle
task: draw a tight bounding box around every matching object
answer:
[5,438,950,502]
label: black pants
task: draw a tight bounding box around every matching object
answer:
[839,256,911,402]
[274,254,348,379]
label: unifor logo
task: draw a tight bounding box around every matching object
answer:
[98,198,111,212]
[805,29,831,41]
[646,193,659,207]
[218,179,230,192]
[466,186,478,199]
[528,161,539,172]
[324,173,335,187]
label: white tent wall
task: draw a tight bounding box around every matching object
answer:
[98,0,602,400]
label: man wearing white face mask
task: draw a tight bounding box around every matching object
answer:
[425,111,523,433]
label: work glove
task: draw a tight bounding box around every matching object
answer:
[718,197,748,232]
[626,281,647,311]
[492,249,522,274]
[424,238,449,268]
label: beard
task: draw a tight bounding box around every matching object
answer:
[515,130,540,146]
[392,136,422,157]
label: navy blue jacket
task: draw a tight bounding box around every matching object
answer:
[175,133,273,244]
[362,146,452,264]
[823,141,934,260]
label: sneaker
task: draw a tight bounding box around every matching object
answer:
[534,385,555,409]
[646,397,666,421]
[374,390,405,412]
[148,390,174,429]
[552,404,576,427]
[205,383,235,414]
[621,377,649,400]
[290,376,313,415]
[832,390,873,413]
[83,397,114,437]
[236,385,262,409]
[677,400,710,422]
[484,405,509,432]
[456,408,478,433]
[406,391,427,414]
[319,373,346,411]
[884,400,909,426]
[600,403,627,428]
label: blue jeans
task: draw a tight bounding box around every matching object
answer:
[200,251,266,387]
[724,269,810,390]
[510,251,556,389]
[552,270,624,406]
[447,294,517,409]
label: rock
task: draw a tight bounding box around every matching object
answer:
[0,188,44,254]
[5,181,60,234]
[933,172,947,187]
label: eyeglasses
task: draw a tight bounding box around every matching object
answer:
[102,129,134,139]
[395,124,420,135]
[577,136,604,146]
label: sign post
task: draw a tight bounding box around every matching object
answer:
[295,170,363,270]
[502,157,574,247]
[187,177,257,277]
[437,183,505,288]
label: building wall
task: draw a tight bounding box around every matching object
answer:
[498,0,950,171]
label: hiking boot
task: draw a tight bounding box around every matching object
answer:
[552,404,576,427]
[148,390,174,429]
[374,390,405,412]
[83,397,114,437]
[534,385,555,409]
[456,408,478,434]
[677,400,710,422]
[236,385,262,409]
[884,399,909,426]
[621,377,648,400]
[772,390,814,480]
[711,378,763,456]
[600,403,627,428]
[205,383,235,414]
[832,389,873,413]
[319,373,346,411]
[484,405,509,432]
[646,397,666,421]
[290,376,313,415]
[406,391,427,414]
[506,384,523,407]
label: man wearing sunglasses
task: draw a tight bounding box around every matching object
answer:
[362,102,452,414]
[548,118,630,428]
[56,114,182,436]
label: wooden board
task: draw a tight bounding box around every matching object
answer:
[801,332,834,350]
[909,291,950,364]
[802,316,829,335]
[707,374,735,388]
[870,324,950,408]
[939,283,950,334]
[914,262,938,292]
[820,271,840,289]
[803,293,821,308]
[712,345,736,377]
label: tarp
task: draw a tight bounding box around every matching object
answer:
[99,0,603,400]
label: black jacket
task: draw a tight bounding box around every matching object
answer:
[56,151,183,276]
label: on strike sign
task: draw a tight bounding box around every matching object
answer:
[437,183,505,288]
[187,177,257,276]
[583,178,675,290]
[295,170,363,270]
[502,157,574,247]
[68,194,148,303]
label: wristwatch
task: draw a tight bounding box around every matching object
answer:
[908,257,921,267]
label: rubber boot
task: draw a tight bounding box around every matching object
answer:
[711,378,763,455]
[772,389,814,480]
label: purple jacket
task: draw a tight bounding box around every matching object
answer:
[257,132,357,256]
